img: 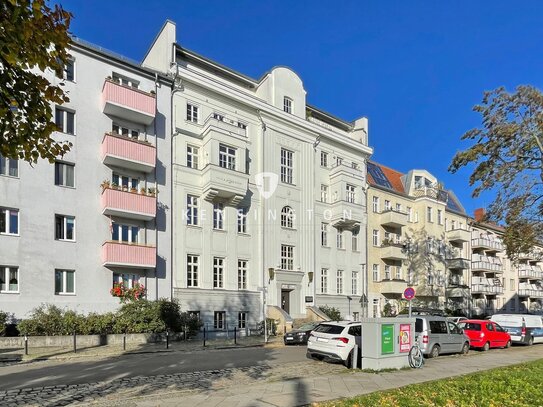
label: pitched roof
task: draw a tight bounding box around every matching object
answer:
[367,161,405,194]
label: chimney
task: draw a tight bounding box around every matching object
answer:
[474,208,485,222]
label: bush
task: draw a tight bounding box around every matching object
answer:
[382,303,396,317]
[319,305,342,321]
[17,304,83,336]
[0,310,7,336]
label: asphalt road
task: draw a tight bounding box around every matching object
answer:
[0,345,308,390]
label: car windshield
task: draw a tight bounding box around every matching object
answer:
[299,323,318,330]
[312,324,345,334]
[458,322,481,331]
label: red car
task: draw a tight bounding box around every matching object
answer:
[458,320,511,351]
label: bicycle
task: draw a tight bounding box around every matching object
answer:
[408,338,424,369]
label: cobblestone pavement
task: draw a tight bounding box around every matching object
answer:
[0,360,345,406]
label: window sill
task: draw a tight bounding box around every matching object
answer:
[281,227,296,231]
[55,293,76,296]
[321,245,330,249]
[0,174,19,179]
[212,228,227,233]
[186,224,202,229]
[337,248,346,251]
[0,291,19,294]
[55,239,76,243]
[237,232,251,237]
[0,233,19,237]
[55,185,76,190]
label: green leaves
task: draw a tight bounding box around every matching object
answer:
[0,0,72,163]
[450,86,543,257]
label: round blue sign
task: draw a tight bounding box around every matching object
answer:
[404,287,415,300]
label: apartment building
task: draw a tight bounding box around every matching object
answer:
[0,39,172,319]
[366,161,470,317]
[142,21,372,329]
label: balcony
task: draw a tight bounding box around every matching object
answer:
[379,279,407,295]
[471,284,503,295]
[519,252,535,261]
[102,79,155,125]
[380,243,406,261]
[102,241,156,269]
[380,209,408,228]
[202,115,247,139]
[446,227,470,243]
[471,238,492,250]
[447,287,469,298]
[518,267,543,280]
[201,164,249,206]
[471,260,503,274]
[447,258,470,270]
[101,133,156,173]
[101,187,156,221]
[329,163,365,182]
[330,200,364,230]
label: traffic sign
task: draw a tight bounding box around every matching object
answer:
[404,287,415,301]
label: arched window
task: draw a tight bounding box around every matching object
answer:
[281,206,294,229]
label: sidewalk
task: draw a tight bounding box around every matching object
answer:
[0,335,283,363]
[99,345,543,407]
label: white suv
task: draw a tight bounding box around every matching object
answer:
[306,321,361,367]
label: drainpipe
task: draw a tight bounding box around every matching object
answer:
[257,110,267,343]
[154,72,159,301]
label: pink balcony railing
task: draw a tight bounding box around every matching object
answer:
[101,133,156,172]
[102,79,156,124]
[102,241,156,269]
[101,187,156,221]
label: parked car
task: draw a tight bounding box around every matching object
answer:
[306,321,361,367]
[284,322,320,345]
[457,320,511,350]
[447,316,468,324]
[398,314,470,358]
[489,314,543,346]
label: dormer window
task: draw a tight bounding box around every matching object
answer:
[283,97,293,114]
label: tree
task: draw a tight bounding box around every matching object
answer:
[450,85,543,259]
[1,0,72,163]
[319,305,341,321]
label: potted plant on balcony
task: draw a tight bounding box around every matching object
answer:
[110,283,146,303]
[147,187,157,197]
[100,180,111,192]
[111,182,119,190]
[130,187,137,194]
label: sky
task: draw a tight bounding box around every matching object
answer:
[59,0,543,217]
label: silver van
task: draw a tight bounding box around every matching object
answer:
[399,315,470,357]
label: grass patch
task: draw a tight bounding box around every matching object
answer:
[318,359,543,407]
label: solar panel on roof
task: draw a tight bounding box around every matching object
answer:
[446,192,463,213]
[437,190,449,203]
[367,162,393,189]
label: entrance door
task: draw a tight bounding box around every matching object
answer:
[281,289,291,314]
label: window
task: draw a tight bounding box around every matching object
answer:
[427,207,433,222]
[436,209,442,225]
[407,207,413,222]
[321,269,328,293]
[320,151,328,167]
[320,185,328,203]
[238,312,247,329]
[321,223,328,246]
[0,208,19,235]
[55,215,75,241]
[336,270,343,294]
[384,200,391,211]
[372,197,380,213]
[111,223,139,243]
[510,279,515,290]
[112,73,139,88]
[112,123,139,139]
[384,265,391,280]
[213,112,224,121]
[353,312,360,321]
[372,229,380,246]
[352,231,359,251]
[396,203,402,212]
[55,107,75,134]
[427,273,434,286]
[213,203,224,230]
[346,184,355,203]
[187,195,199,226]
[395,267,402,280]
[0,266,18,293]
[281,245,294,271]
[112,173,139,190]
[54,162,75,187]
[237,121,247,130]
[0,155,18,177]
[281,206,294,229]
[237,208,247,234]
[113,273,140,289]
[63,58,75,81]
[352,162,359,170]
[429,321,448,334]
[188,311,200,320]
[213,257,224,288]
[336,156,343,166]
[55,269,75,295]
[352,271,358,295]
[214,311,226,329]
[283,97,292,113]
[187,145,199,169]
[219,144,236,170]
[186,103,199,123]
[187,255,199,287]
[372,264,379,282]
[238,260,247,290]
[280,148,293,184]
[336,230,344,249]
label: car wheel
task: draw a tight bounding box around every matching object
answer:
[461,342,469,355]
[505,340,511,349]
[527,336,534,346]
[482,342,490,352]
[429,345,440,358]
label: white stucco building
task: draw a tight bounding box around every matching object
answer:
[143,21,373,329]
[0,39,172,319]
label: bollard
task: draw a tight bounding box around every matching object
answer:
[203,327,206,347]
[351,344,359,370]
[123,332,126,351]
[166,330,169,349]
[73,331,77,353]
[234,326,237,345]
[24,335,28,355]
[184,325,187,341]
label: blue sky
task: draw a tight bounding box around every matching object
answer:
[60,0,543,216]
